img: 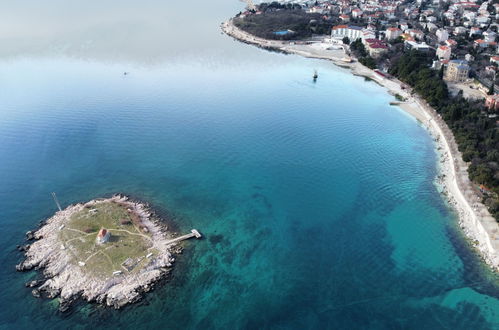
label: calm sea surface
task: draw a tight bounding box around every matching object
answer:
[0,1,498,329]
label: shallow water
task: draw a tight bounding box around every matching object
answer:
[0,1,498,329]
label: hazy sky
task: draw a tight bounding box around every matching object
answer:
[0,0,246,63]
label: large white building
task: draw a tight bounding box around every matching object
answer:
[331,25,363,41]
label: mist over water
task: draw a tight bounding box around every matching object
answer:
[0,1,498,329]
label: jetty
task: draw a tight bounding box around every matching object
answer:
[166,229,202,245]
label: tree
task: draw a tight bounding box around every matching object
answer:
[359,56,377,69]
[342,36,350,45]
[488,83,494,95]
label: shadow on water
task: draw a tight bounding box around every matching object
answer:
[446,224,499,298]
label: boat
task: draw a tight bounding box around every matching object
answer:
[313,70,318,80]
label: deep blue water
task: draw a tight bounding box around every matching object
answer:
[0,1,498,329]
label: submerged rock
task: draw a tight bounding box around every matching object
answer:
[25,280,41,288]
[32,289,41,298]
[25,231,34,240]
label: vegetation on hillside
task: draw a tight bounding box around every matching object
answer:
[390,51,499,220]
[233,3,332,40]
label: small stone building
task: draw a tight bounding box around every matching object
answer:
[96,228,110,244]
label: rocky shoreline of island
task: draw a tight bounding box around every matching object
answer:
[16,195,188,311]
[222,19,499,271]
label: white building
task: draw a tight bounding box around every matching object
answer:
[331,25,363,41]
[352,8,363,18]
[361,30,376,41]
[436,28,449,43]
[469,27,482,37]
[454,26,467,35]
[437,45,452,60]
[385,27,402,40]
[483,30,497,42]
[405,41,431,52]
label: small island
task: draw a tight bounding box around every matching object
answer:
[16,195,201,310]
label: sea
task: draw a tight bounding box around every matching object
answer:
[0,1,498,329]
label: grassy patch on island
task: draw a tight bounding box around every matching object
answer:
[58,201,158,278]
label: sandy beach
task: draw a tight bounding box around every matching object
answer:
[222,19,499,271]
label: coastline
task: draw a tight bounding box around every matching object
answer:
[222,19,499,271]
[16,195,184,310]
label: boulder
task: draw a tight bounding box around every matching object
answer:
[25,280,41,288]
[32,289,41,298]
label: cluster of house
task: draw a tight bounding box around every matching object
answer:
[242,0,499,109]
[330,22,474,86]
[331,24,390,57]
[307,0,497,93]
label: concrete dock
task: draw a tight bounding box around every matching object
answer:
[165,229,202,245]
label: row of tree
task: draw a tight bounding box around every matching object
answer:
[349,39,377,69]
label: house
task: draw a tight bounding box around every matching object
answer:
[483,30,497,42]
[444,60,470,82]
[445,39,458,48]
[386,27,402,40]
[401,33,415,41]
[352,8,363,19]
[427,16,437,23]
[308,6,327,14]
[490,56,499,64]
[96,228,111,244]
[474,39,490,49]
[437,45,452,60]
[406,29,425,40]
[485,94,499,110]
[424,22,438,32]
[485,66,497,75]
[339,14,350,22]
[365,39,389,58]
[399,23,409,31]
[361,30,376,41]
[477,16,490,28]
[404,40,431,52]
[469,27,482,37]
[453,26,467,35]
[464,11,477,22]
[432,59,449,70]
[436,29,449,43]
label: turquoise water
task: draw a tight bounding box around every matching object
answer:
[0,1,498,329]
